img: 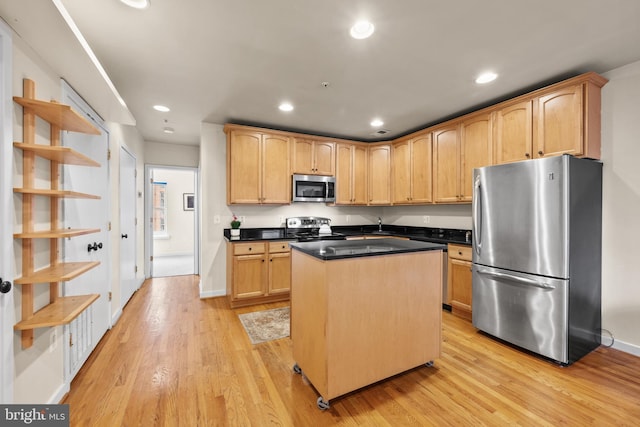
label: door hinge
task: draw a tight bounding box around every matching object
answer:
[107,149,111,160]
[108,222,112,231]
[135,217,138,226]
[108,291,112,301]
[135,265,138,273]
[150,256,153,262]
[69,333,73,348]
[134,169,138,177]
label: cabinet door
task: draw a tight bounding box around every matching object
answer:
[335,143,354,204]
[433,125,460,203]
[493,100,533,164]
[410,134,433,203]
[391,140,411,204]
[232,254,267,299]
[535,85,583,158]
[449,258,472,320]
[460,114,492,202]
[314,141,335,175]
[368,145,391,205]
[262,134,291,204]
[268,251,291,295]
[228,131,262,204]
[292,138,315,174]
[352,145,368,205]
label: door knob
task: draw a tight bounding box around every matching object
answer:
[87,242,104,252]
[121,234,128,239]
[0,278,12,294]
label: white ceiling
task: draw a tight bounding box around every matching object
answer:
[3,1,640,146]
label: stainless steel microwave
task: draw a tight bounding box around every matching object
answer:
[292,174,336,202]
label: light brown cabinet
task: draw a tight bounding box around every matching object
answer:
[368,144,392,205]
[335,142,368,205]
[226,240,292,308]
[460,113,493,201]
[494,74,607,164]
[226,127,290,204]
[292,138,335,175]
[448,244,473,320]
[392,133,432,204]
[432,124,461,203]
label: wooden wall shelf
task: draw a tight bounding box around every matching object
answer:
[15,262,100,285]
[14,78,102,349]
[14,188,101,199]
[14,294,100,331]
[14,143,100,166]
[14,229,100,240]
[13,97,100,135]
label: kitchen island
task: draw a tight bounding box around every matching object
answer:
[290,238,445,409]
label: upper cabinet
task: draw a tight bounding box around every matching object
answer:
[432,124,461,203]
[494,73,607,164]
[368,144,392,205]
[335,142,368,205]
[226,126,291,204]
[292,138,335,175]
[392,133,432,204]
[460,113,493,201]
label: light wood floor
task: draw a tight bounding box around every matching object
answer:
[64,275,640,426]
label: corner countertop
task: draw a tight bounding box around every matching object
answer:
[289,238,446,260]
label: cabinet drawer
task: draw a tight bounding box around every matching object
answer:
[449,244,472,261]
[233,242,266,255]
[268,241,291,253]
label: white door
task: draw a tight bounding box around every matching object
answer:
[0,19,14,403]
[120,147,137,307]
[60,82,111,380]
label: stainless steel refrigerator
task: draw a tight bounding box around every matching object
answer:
[472,154,602,365]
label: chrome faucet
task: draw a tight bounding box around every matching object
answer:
[378,217,382,232]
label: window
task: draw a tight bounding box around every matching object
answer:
[153,181,168,237]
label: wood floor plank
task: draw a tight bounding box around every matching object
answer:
[63,275,640,425]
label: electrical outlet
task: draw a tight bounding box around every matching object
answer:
[423,215,430,224]
[346,215,350,223]
[239,216,245,223]
[279,216,285,224]
[214,215,220,224]
[49,329,57,353]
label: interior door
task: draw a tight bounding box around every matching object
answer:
[61,83,111,379]
[0,20,14,403]
[120,147,137,306]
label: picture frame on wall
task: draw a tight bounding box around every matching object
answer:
[183,193,195,211]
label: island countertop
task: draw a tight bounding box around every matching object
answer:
[289,238,446,260]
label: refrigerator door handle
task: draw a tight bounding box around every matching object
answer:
[476,268,555,290]
[473,175,482,255]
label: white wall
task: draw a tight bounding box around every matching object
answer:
[10,34,147,403]
[145,140,199,168]
[153,168,195,256]
[600,60,640,355]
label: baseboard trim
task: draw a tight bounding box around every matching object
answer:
[51,382,70,404]
[606,335,640,357]
[111,308,123,326]
[200,289,226,299]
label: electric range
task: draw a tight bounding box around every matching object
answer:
[285,216,346,242]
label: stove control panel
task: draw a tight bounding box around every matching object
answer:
[286,216,331,229]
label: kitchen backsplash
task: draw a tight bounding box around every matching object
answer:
[225,203,472,230]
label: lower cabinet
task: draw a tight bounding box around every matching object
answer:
[448,244,473,320]
[226,240,292,308]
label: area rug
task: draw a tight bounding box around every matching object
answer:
[238,307,290,344]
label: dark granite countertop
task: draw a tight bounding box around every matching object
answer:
[224,224,472,246]
[289,238,446,260]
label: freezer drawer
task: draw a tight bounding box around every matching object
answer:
[472,265,569,364]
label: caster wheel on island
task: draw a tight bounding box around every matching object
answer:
[317,396,330,411]
[292,363,302,375]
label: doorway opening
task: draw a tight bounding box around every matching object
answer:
[145,165,199,278]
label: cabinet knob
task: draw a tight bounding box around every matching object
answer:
[248,247,252,251]
[525,153,531,158]
[538,150,544,156]
[458,251,463,255]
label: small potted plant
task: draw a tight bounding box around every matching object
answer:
[230,214,241,237]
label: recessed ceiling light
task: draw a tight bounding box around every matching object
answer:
[350,20,375,39]
[475,72,498,84]
[163,127,174,134]
[120,0,150,9]
[370,119,384,127]
[153,105,170,112]
[279,102,294,112]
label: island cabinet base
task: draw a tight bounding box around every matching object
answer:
[291,249,443,404]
